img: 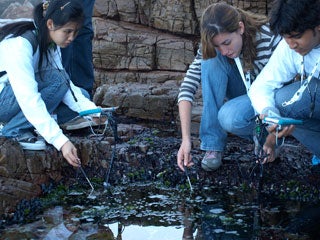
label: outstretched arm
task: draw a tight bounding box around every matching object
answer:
[177,100,194,171]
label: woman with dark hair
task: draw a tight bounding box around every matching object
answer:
[177,2,281,172]
[0,0,100,167]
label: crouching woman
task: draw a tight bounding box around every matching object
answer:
[0,0,98,167]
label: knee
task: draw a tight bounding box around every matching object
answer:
[218,105,234,132]
[218,102,254,133]
[36,70,73,102]
[36,69,68,89]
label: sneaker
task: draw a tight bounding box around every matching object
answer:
[312,155,320,166]
[201,151,222,171]
[92,116,108,126]
[17,132,46,151]
[60,116,98,131]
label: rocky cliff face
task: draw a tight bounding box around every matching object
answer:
[91,0,271,127]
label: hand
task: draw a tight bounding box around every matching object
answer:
[261,133,277,164]
[177,140,194,171]
[61,140,81,167]
[266,123,295,138]
[261,126,289,164]
[259,114,295,137]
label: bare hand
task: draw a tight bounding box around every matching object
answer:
[266,124,295,138]
[61,140,81,167]
[261,124,294,164]
[261,133,276,164]
[177,140,194,171]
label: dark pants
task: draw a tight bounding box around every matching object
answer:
[61,0,95,98]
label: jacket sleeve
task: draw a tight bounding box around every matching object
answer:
[62,80,97,113]
[248,39,300,115]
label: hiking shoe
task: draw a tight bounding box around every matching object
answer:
[60,116,97,131]
[92,116,108,126]
[17,132,46,151]
[201,151,222,171]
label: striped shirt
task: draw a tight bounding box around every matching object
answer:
[177,24,281,103]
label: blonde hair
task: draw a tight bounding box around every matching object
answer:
[201,2,267,71]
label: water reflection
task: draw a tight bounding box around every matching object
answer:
[45,222,73,239]
[1,184,320,239]
[44,206,73,239]
[108,223,185,240]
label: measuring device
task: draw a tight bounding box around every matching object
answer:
[79,107,119,117]
[79,107,119,189]
[263,116,303,130]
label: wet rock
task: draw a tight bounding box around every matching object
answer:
[0,177,41,214]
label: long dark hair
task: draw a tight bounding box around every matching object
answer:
[0,0,84,69]
[201,2,267,71]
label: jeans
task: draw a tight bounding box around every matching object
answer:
[274,78,320,157]
[0,69,87,137]
[221,77,320,157]
[56,88,90,124]
[218,95,256,141]
[200,52,249,151]
[61,0,95,97]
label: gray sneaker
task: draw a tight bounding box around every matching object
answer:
[60,116,97,131]
[201,151,222,171]
[16,132,46,151]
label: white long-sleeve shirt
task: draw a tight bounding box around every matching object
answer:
[0,34,97,150]
[248,39,320,115]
